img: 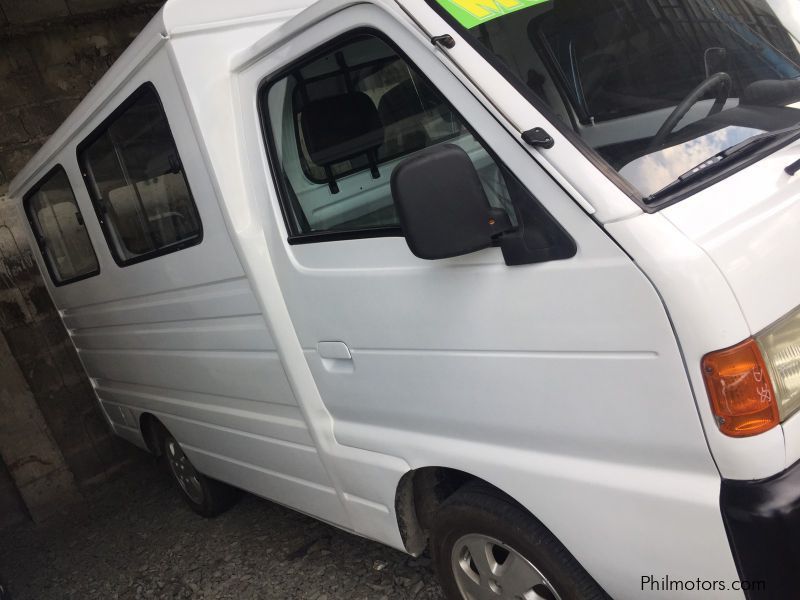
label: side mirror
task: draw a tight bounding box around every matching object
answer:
[391,144,507,260]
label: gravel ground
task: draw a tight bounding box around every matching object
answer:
[0,454,445,600]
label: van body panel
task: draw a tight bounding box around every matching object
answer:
[161,0,313,35]
[11,9,353,536]
[660,141,800,473]
[164,3,416,550]
[606,213,789,481]
[662,140,800,336]
[96,380,313,446]
[235,5,741,597]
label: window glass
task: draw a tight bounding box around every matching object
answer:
[531,0,800,123]
[432,0,800,201]
[25,167,99,285]
[79,85,202,265]
[263,34,517,237]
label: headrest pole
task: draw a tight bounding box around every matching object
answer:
[324,165,340,195]
[295,71,310,105]
[367,150,380,180]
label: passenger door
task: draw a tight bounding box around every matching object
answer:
[244,4,702,468]
[239,7,719,586]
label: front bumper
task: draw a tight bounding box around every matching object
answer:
[721,458,800,599]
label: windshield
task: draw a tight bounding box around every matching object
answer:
[429,0,800,201]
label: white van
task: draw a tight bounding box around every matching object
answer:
[9,0,800,597]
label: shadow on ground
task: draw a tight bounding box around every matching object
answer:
[0,452,444,600]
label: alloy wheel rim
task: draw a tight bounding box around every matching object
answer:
[166,440,204,504]
[451,534,562,600]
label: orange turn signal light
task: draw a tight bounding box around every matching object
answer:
[702,339,780,437]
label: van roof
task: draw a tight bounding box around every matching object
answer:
[159,0,316,35]
[8,0,316,198]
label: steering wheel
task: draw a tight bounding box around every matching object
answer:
[649,72,732,149]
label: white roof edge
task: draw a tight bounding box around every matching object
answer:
[233,0,357,71]
[232,0,414,73]
[162,0,315,35]
[8,0,317,198]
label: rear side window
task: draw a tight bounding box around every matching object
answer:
[78,84,202,266]
[24,167,100,286]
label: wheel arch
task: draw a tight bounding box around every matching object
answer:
[394,466,523,556]
[139,412,168,457]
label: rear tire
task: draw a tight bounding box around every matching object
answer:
[162,433,240,518]
[430,483,608,600]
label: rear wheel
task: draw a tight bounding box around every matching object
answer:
[163,434,240,517]
[431,484,608,600]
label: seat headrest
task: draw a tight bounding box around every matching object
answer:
[378,79,437,126]
[300,92,384,167]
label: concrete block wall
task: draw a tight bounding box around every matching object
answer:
[0,1,164,189]
[0,458,26,529]
[0,1,164,525]
[0,325,83,523]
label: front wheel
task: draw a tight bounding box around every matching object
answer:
[431,484,608,600]
[163,434,240,517]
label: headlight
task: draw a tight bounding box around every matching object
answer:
[757,307,800,422]
[702,306,800,438]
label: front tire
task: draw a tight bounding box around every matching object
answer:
[163,434,240,518]
[431,484,608,600]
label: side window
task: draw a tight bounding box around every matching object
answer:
[24,167,100,286]
[78,84,202,266]
[261,33,518,240]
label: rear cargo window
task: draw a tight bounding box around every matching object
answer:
[24,166,100,286]
[77,83,202,266]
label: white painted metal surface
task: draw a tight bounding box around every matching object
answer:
[661,139,800,475]
[10,0,800,598]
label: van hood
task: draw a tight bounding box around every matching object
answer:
[662,138,800,334]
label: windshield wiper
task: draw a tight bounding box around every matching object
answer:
[646,123,800,203]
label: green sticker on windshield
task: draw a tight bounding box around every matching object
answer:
[436,0,550,29]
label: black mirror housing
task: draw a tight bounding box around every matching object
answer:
[391,144,495,260]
